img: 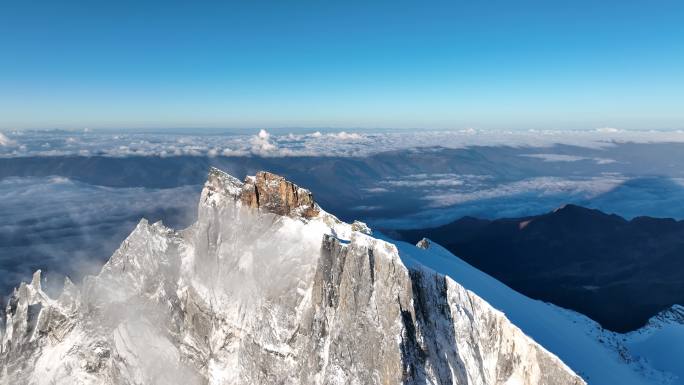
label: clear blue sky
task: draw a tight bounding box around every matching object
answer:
[1,0,683,130]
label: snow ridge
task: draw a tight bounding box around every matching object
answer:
[393,237,684,385]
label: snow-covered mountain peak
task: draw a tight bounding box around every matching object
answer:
[0,168,585,385]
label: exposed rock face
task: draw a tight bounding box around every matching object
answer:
[203,168,320,219]
[240,170,319,218]
[0,168,584,385]
[351,220,372,235]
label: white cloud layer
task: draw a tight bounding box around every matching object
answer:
[3,128,684,158]
[0,132,15,146]
[422,176,626,208]
[521,154,617,164]
[377,174,490,189]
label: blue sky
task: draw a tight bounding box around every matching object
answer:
[1,0,683,130]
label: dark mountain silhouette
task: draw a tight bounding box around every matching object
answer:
[398,204,684,332]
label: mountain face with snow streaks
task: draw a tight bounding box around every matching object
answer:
[0,168,584,385]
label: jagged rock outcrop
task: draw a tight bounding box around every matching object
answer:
[0,168,584,385]
[236,170,319,218]
[416,238,431,250]
[351,220,372,235]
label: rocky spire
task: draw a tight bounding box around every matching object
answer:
[204,168,320,219]
[240,171,319,218]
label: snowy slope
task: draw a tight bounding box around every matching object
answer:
[391,237,683,385]
[624,305,684,384]
[0,168,584,385]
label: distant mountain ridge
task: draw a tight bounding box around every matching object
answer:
[397,204,684,332]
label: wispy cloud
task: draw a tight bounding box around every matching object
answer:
[422,176,626,208]
[0,176,199,298]
[595,127,623,133]
[521,153,617,164]
[378,174,490,189]
[0,132,15,146]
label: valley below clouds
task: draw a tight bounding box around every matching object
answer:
[3,130,684,305]
[0,176,199,301]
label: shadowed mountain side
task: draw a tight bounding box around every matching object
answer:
[397,203,684,332]
[577,176,684,219]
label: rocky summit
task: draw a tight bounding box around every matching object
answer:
[0,167,584,385]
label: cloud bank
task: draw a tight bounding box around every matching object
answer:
[3,128,684,158]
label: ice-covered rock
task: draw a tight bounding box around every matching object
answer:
[351,220,372,235]
[0,168,584,385]
[416,238,431,250]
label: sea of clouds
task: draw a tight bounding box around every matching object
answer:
[2,127,684,158]
[370,174,684,228]
[2,128,684,299]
